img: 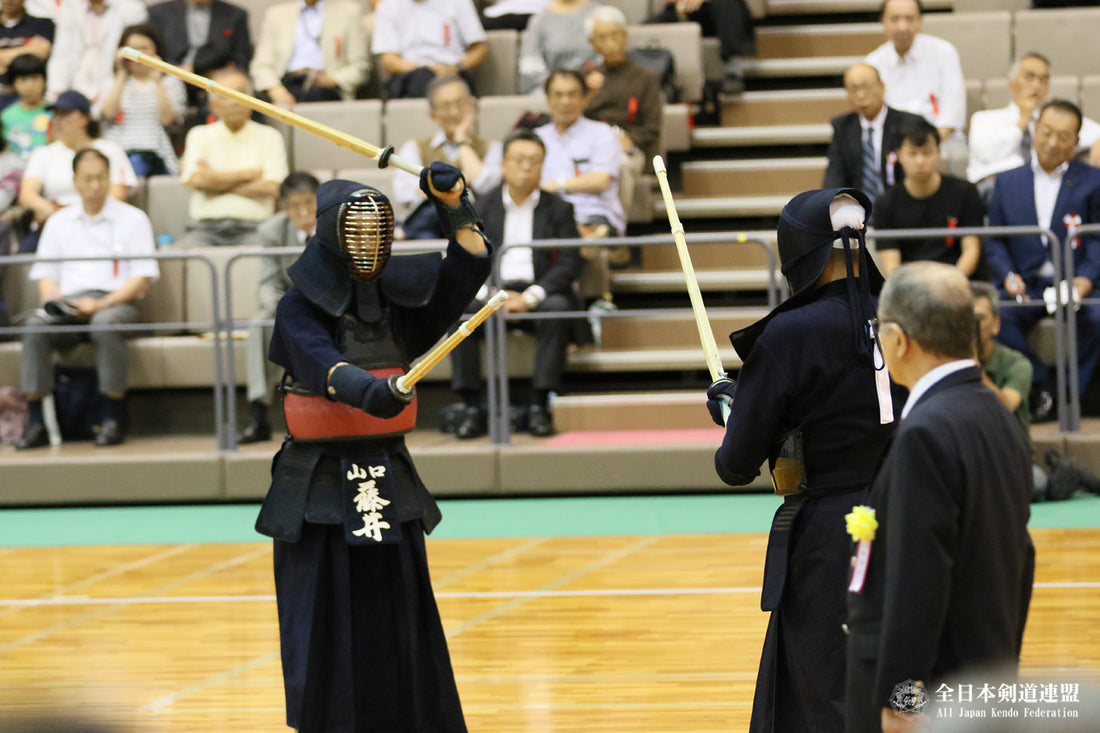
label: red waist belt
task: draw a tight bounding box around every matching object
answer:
[283,367,417,440]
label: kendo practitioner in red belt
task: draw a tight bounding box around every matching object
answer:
[705,189,906,732]
[255,162,492,732]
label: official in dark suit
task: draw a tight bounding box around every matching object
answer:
[986,99,1100,412]
[147,0,253,72]
[705,188,904,732]
[824,63,924,201]
[450,129,583,439]
[846,262,1033,733]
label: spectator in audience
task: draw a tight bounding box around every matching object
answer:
[1,53,50,162]
[536,69,624,239]
[450,129,582,440]
[972,280,1032,436]
[865,0,967,175]
[46,0,148,104]
[176,69,288,248]
[18,90,137,252]
[0,0,53,109]
[872,117,986,280]
[16,148,159,449]
[519,0,602,95]
[968,52,1100,197]
[823,62,923,201]
[646,0,756,95]
[251,0,368,106]
[392,75,502,238]
[986,99,1100,422]
[373,0,486,99]
[100,24,187,177]
[481,0,549,31]
[147,0,252,73]
[583,5,662,214]
[238,171,317,444]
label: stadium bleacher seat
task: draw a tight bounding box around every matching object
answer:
[1013,7,1100,77]
[290,99,383,171]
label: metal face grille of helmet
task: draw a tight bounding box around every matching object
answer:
[338,190,394,280]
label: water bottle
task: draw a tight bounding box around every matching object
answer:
[156,234,174,249]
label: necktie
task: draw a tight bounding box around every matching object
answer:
[1020,125,1032,161]
[861,126,883,200]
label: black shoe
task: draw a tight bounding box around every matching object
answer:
[720,59,745,95]
[16,422,49,450]
[455,406,486,440]
[95,418,125,446]
[1031,389,1056,423]
[238,420,272,444]
[528,404,556,437]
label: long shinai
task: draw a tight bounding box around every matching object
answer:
[653,156,731,420]
[118,47,501,389]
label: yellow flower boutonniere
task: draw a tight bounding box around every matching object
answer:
[845,505,878,543]
[845,505,877,593]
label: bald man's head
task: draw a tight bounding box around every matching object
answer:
[208,69,252,130]
[844,63,886,121]
[879,261,976,359]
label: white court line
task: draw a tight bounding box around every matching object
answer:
[0,580,1096,607]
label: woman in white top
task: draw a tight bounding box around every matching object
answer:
[100,24,186,177]
[17,89,137,252]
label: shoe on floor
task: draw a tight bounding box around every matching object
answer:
[16,422,49,450]
[238,420,272,444]
[528,404,556,437]
[456,406,487,440]
[95,418,125,446]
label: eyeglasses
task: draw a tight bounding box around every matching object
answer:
[503,154,543,168]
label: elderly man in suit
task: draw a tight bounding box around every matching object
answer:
[250,0,368,105]
[823,63,923,201]
[147,0,252,73]
[846,261,1033,733]
[449,128,582,439]
[986,99,1100,420]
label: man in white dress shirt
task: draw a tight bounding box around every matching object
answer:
[16,148,159,449]
[968,52,1100,195]
[865,0,967,176]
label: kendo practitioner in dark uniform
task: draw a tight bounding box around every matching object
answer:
[705,189,906,732]
[255,161,492,732]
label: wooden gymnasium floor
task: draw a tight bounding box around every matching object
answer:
[0,497,1099,732]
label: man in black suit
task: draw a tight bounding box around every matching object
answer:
[823,63,924,202]
[450,129,583,439]
[846,261,1033,733]
[147,0,252,73]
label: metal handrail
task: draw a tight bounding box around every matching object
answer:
[0,250,228,447]
[487,234,775,444]
[1062,223,1100,432]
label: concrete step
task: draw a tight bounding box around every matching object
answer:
[568,344,743,373]
[765,0,950,15]
[552,391,720,432]
[721,88,850,127]
[756,22,880,59]
[595,309,769,350]
[742,55,863,79]
[680,157,827,197]
[652,194,789,219]
[691,123,833,148]
[639,235,776,271]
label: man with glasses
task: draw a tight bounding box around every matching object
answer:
[985,99,1100,421]
[846,261,1033,733]
[705,188,903,732]
[968,53,1100,197]
[448,129,582,439]
[823,63,923,201]
[391,75,502,238]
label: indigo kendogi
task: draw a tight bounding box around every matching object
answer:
[706,188,905,732]
[256,163,491,732]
